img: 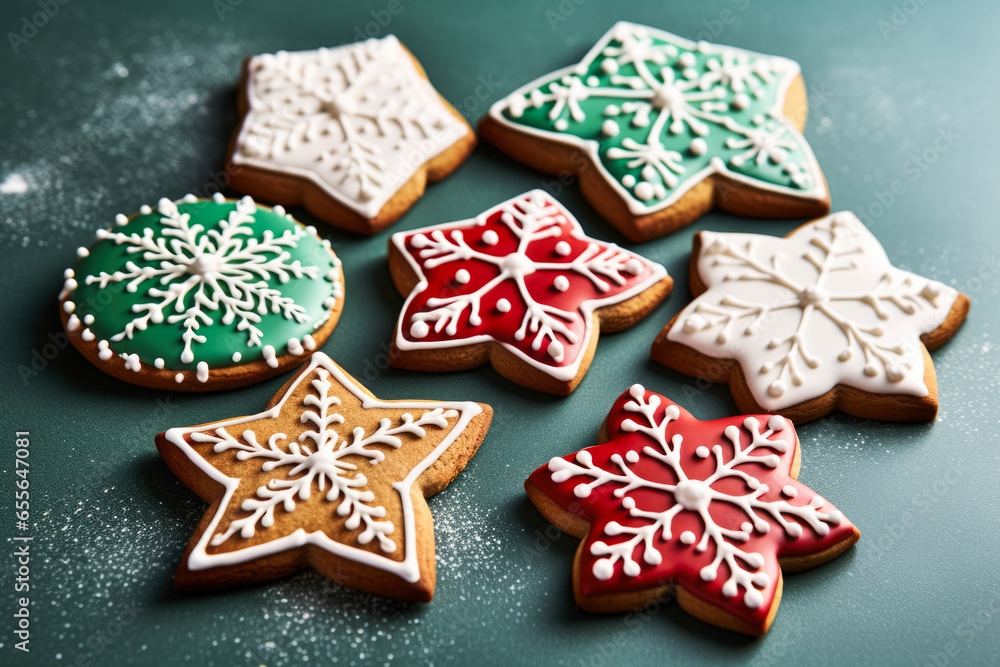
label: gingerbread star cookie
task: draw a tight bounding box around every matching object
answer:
[227,36,476,235]
[652,213,970,423]
[481,22,829,241]
[388,191,673,395]
[156,352,492,601]
[526,385,859,635]
[59,194,343,391]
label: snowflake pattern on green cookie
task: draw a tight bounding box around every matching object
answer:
[60,194,343,385]
[487,22,826,216]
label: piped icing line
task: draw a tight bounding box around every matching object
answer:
[665,212,960,410]
[161,352,482,584]
[391,190,668,383]
[487,22,827,217]
[527,386,857,632]
[59,196,343,383]
[230,36,470,220]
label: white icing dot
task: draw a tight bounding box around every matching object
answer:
[863,364,878,377]
[454,269,471,285]
[601,119,619,137]
[547,340,565,362]
[623,259,643,275]
[196,361,209,383]
[689,138,707,156]
[76,247,90,258]
[586,75,599,87]
[553,275,570,292]
[782,485,798,498]
[263,345,279,369]
[682,315,705,334]
[554,119,568,131]
[604,104,621,116]
[273,204,286,216]
[212,192,226,203]
[410,320,430,339]
[678,52,697,68]
[554,241,572,257]
[139,205,152,215]
[592,558,615,581]
[768,415,787,432]
[67,314,80,332]
[625,450,640,463]
[634,181,655,202]
[63,301,75,314]
[232,352,242,363]
[174,373,184,384]
[302,334,316,350]
[115,213,129,226]
[154,357,165,369]
[481,230,499,246]
[695,446,710,458]
[84,314,94,325]
[680,531,696,545]
[601,58,619,74]
[767,380,787,398]
[287,337,304,356]
[886,363,907,382]
[732,93,751,110]
[496,298,511,313]
[81,329,95,342]
[622,174,636,188]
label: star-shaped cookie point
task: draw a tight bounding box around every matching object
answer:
[388,190,672,394]
[482,22,830,241]
[652,212,970,422]
[156,352,492,601]
[526,385,859,635]
[228,36,476,234]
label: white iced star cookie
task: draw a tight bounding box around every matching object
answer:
[651,213,970,422]
[227,36,476,235]
[156,352,492,600]
[481,22,830,241]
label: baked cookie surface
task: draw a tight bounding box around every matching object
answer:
[156,352,492,601]
[651,212,969,422]
[60,194,343,390]
[228,36,476,235]
[525,385,859,635]
[388,190,673,395]
[482,22,829,241]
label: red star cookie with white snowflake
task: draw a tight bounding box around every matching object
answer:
[526,385,859,635]
[156,352,492,601]
[388,191,673,395]
[651,213,970,423]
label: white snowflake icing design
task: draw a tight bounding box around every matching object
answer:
[667,212,960,409]
[163,352,483,585]
[490,21,826,215]
[85,196,326,369]
[394,191,666,381]
[548,385,844,608]
[190,366,457,552]
[233,37,469,218]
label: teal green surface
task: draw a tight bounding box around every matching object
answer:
[69,200,339,369]
[1,1,999,665]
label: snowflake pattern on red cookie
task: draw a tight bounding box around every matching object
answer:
[391,191,668,383]
[527,385,858,634]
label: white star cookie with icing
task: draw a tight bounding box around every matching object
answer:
[228,36,476,234]
[652,213,969,422]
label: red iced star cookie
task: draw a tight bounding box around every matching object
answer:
[525,384,859,635]
[388,191,672,394]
